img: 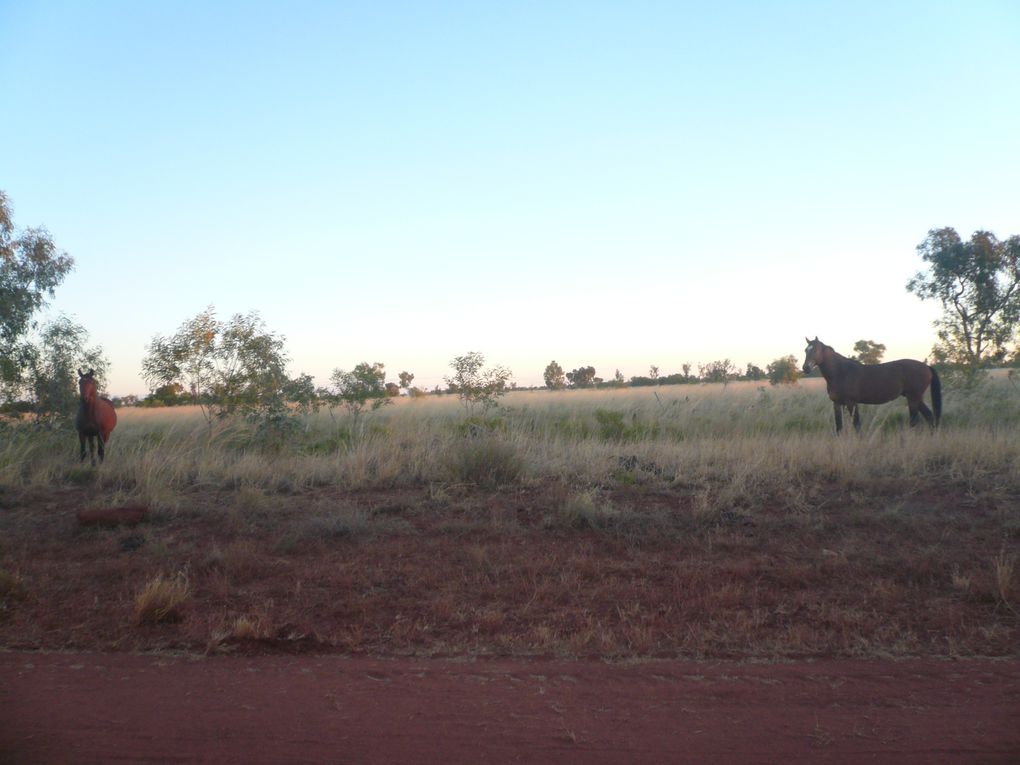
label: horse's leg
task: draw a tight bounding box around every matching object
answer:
[833,402,843,433]
[849,405,861,432]
[97,434,106,464]
[79,432,87,462]
[917,401,935,429]
[88,436,96,467]
[908,400,921,427]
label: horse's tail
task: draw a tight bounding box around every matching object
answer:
[929,366,942,428]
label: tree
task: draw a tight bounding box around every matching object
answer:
[141,382,188,407]
[566,366,596,388]
[907,227,1020,370]
[330,362,390,425]
[767,355,800,385]
[0,191,75,399]
[699,359,736,384]
[445,351,512,414]
[282,373,320,414]
[744,363,765,381]
[142,307,293,426]
[851,339,886,364]
[543,360,566,390]
[649,365,660,381]
[398,371,415,391]
[26,315,108,422]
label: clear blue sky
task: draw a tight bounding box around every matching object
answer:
[3,1,1018,395]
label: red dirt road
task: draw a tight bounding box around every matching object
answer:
[1,652,1018,764]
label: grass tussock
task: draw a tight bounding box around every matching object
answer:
[549,490,621,530]
[134,572,191,625]
[444,435,524,489]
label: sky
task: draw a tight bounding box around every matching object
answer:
[2,1,1018,396]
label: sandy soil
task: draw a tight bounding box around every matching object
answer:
[2,652,1018,764]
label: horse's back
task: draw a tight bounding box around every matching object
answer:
[853,359,930,404]
[884,359,933,397]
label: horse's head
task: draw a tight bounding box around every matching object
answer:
[78,368,97,404]
[802,337,827,374]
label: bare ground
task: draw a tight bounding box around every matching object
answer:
[1,480,1018,762]
[2,651,1018,764]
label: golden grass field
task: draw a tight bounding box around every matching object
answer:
[1,375,1018,659]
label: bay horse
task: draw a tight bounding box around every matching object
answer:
[802,337,941,432]
[76,369,117,465]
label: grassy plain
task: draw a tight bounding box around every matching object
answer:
[1,376,1018,659]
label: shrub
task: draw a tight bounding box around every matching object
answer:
[446,352,513,414]
[445,435,523,488]
[767,355,800,385]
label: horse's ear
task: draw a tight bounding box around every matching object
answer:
[87,369,94,377]
[78,368,85,378]
[813,336,819,342]
[805,336,810,344]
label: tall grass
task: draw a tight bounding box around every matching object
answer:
[2,376,1018,503]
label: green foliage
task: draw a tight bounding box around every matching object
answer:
[282,373,320,414]
[566,365,596,388]
[142,306,293,427]
[744,363,765,381]
[593,409,658,441]
[0,191,75,401]
[699,359,735,384]
[141,383,188,407]
[594,409,629,440]
[329,362,390,424]
[398,371,415,391]
[26,316,108,423]
[908,227,1020,370]
[543,360,566,390]
[852,339,886,364]
[298,429,354,456]
[767,355,800,385]
[445,351,512,414]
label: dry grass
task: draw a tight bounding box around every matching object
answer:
[4,376,1017,501]
[0,375,1017,659]
[993,552,1016,607]
[134,573,191,625]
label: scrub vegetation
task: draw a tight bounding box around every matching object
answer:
[1,377,1017,659]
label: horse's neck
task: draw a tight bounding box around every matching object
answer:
[818,351,850,380]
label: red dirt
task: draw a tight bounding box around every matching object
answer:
[1,652,1018,764]
[75,504,149,527]
[3,484,1018,659]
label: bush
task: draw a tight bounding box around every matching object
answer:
[767,355,800,385]
[445,435,523,488]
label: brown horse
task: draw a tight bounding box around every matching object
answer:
[76,369,117,465]
[802,337,941,432]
